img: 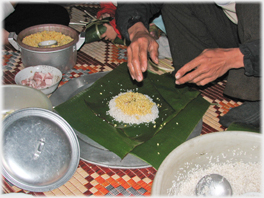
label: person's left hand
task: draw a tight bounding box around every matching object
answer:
[101,23,117,40]
[3,29,10,45]
[175,48,244,86]
[98,13,110,20]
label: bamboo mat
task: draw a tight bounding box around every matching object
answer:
[2,3,243,196]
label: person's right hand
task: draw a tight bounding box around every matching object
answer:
[127,22,159,82]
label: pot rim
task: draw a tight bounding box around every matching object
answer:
[17,24,79,52]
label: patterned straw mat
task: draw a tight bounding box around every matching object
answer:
[2,3,244,197]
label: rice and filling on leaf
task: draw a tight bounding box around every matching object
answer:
[107,91,159,125]
[54,63,210,167]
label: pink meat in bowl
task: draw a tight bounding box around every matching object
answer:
[21,71,53,89]
[15,65,62,95]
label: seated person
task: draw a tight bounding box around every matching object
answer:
[96,2,122,41]
[115,3,260,128]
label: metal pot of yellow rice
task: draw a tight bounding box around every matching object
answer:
[8,24,85,73]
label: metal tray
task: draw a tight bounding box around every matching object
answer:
[50,72,151,169]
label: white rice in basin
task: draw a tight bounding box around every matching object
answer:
[107,91,159,125]
[168,161,261,196]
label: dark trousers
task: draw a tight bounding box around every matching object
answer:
[161,3,260,101]
[4,3,70,34]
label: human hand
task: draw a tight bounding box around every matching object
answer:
[98,13,110,20]
[175,48,244,86]
[3,29,10,45]
[101,23,117,40]
[127,22,159,82]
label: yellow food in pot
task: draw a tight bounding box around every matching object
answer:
[22,30,73,47]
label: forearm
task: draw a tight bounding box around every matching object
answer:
[128,22,149,41]
[116,3,162,41]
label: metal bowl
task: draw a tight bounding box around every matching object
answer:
[2,84,53,117]
[152,131,261,196]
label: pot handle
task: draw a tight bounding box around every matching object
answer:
[8,32,21,51]
[76,32,85,50]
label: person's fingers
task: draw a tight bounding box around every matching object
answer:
[101,32,106,39]
[101,13,110,18]
[148,41,159,65]
[133,60,144,82]
[127,47,136,80]
[138,38,159,73]
[175,57,203,80]
[175,65,204,85]
[103,23,110,28]
[129,40,148,81]
[131,48,144,82]
[138,52,148,73]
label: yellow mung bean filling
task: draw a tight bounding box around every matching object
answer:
[22,30,73,47]
[115,92,154,116]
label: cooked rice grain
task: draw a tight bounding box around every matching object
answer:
[107,91,159,125]
[168,162,261,196]
[22,30,73,47]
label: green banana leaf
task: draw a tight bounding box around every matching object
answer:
[131,95,209,169]
[84,17,130,45]
[55,63,210,162]
[227,122,260,133]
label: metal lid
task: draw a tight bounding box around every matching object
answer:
[2,108,80,192]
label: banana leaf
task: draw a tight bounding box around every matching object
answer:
[131,95,209,169]
[84,17,129,45]
[227,122,260,133]
[55,63,210,161]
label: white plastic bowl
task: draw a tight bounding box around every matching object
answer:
[2,84,53,116]
[152,131,262,196]
[15,65,62,95]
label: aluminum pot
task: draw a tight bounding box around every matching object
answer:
[8,24,85,73]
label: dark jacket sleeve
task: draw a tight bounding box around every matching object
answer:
[239,39,260,77]
[116,3,163,41]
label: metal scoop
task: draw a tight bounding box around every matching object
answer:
[195,174,233,196]
[38,40,58,47]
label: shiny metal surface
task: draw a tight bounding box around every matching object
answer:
[2,84,53,115]
[11,24,81,73]
[38,40,58,47]
[50,72,203,168]
[195,174,233,196]
[50,72,152,168]
[20,44,77,73]
[2,108,80,192]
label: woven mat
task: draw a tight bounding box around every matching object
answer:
[2,3,243,196]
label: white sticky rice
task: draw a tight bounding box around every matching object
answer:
[168,161,261,196]
[107,91,159,125]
